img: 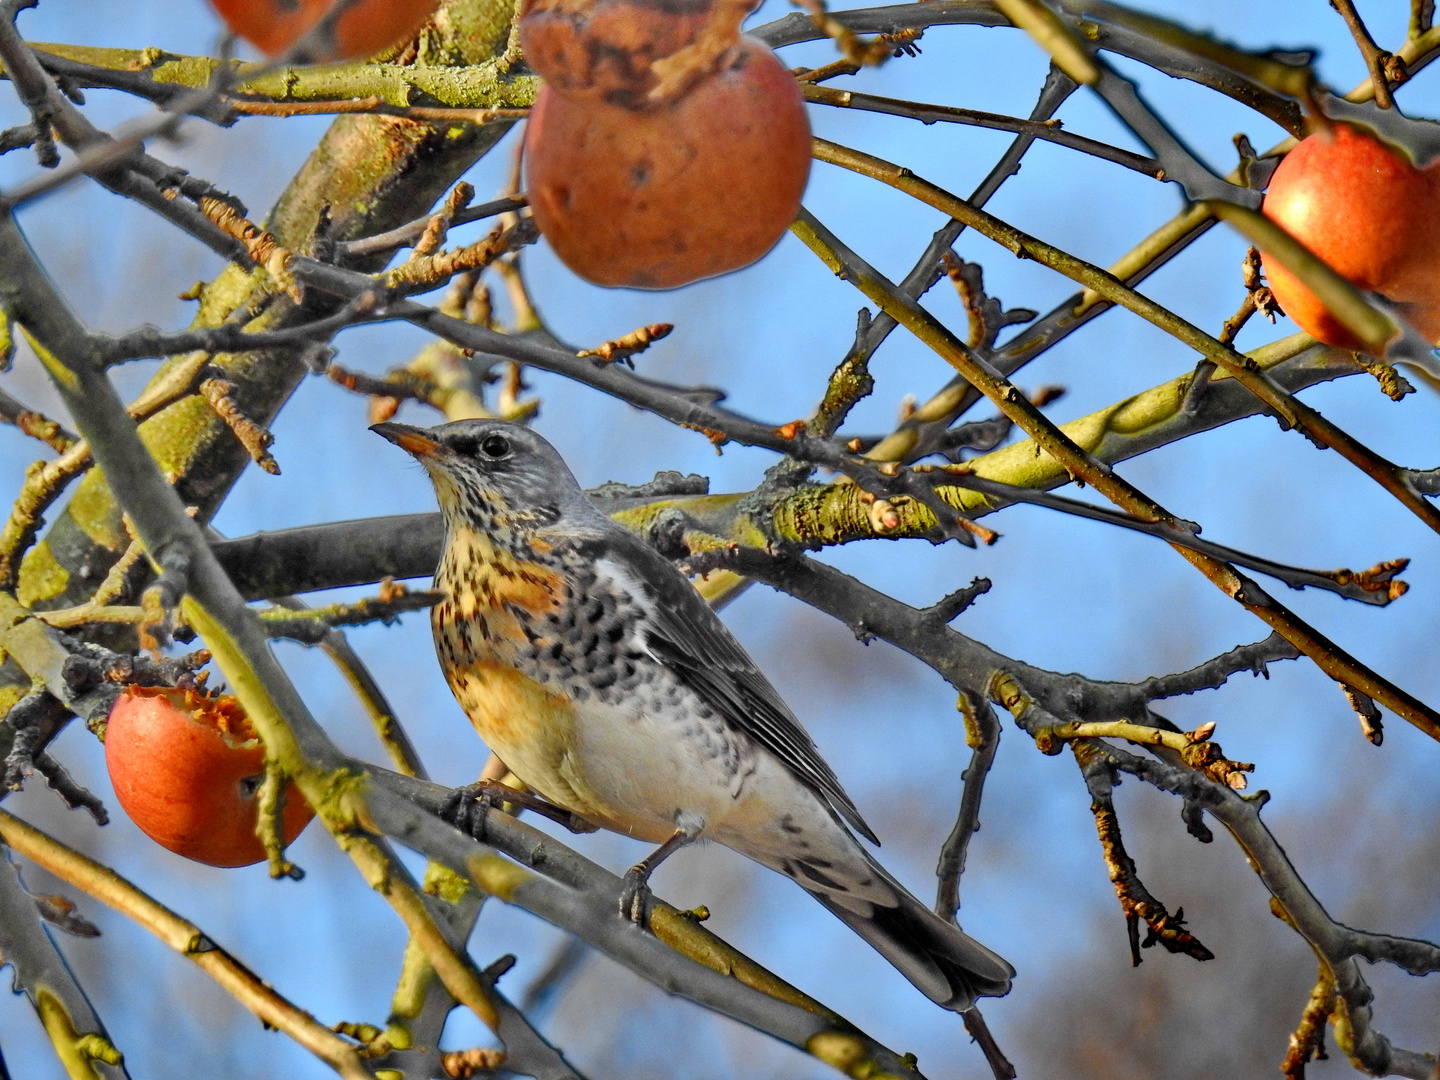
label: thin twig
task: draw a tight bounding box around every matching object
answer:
[917,467,1410,606]
[1075,743,1214,965]
[0,436,91,590]
[0,809,372,1079]
[198,376,280,475]
[802,83,1164,177]
[1281,965,1335,1078]
[1134,633,1303,700]
[337,195,528,260]
[259,586,443,644]
[935,693,1000,920]
[1330,0,1403,108]
[0,385,75,451]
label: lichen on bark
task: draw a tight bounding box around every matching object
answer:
[15,0,525,613]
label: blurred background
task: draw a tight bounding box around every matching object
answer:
[3,1,1440,1077]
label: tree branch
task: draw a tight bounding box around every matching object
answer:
[935,692,1001,921]
[0,847,129,1080]
[364,769,929,1080]
[0,810,370,1079]
[791,204,1440,742]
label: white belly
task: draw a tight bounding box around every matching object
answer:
[556,693,751,843]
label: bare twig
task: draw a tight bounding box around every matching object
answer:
[338,196,529,261]
[804,82,1163,177]
[1135,633,1303,700]
[935,692,1000,920]
[383,219,537,295]
[917,467,1410,606]
[1074,743,1214,965]
[1330,0,1404,108]
[1281,965,1335,1078]
[260,586,443,644]
[0,385,75,451]
[0,436,90,590]
[198,376,280,475]
[577,324,673,368]
[0,809,371,1079]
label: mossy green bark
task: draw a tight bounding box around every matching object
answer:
[620,334,1337,553]
[22,43,537,110]
[16,0,523,611]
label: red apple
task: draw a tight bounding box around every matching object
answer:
[1261,122,1440,350]
[207,0,439,60]
[524,35,811,288]
[105,685,314,868]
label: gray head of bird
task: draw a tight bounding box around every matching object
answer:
[371,419,588,532]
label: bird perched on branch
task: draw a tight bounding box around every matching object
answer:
[372,418,1014,1010]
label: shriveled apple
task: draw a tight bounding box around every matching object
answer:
[524,33,811,289]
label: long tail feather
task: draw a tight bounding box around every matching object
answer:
[809,863,1014,1011]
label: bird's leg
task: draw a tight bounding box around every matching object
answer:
[441,779,599,840]
[618,828,695,924]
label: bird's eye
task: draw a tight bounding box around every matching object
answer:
[480,434,511,459]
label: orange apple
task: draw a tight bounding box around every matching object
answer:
[1261,122,1440,350]
[525,35,811,288]
[105,685,313,868]
[208,0,439,60]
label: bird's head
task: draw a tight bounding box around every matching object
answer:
[371,419,581,533]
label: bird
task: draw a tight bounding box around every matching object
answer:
[372,417,1014,1011]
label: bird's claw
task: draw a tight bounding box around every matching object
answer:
[442,779,599,838]
[618,866,653,925]
[440,780,502,840]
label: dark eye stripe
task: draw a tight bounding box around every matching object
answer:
[446,434,479,456]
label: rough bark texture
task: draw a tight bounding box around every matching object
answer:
[16,0,521,612]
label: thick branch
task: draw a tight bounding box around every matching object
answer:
[366,769,927,1080]
[9,43,537,111]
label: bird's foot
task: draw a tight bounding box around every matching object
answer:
[618,865,654,925]
[441,779,598,840]
[440,780,497,840]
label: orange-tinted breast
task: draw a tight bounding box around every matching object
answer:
[444,658,573,753]
[442,658,621,823]
[438,527,567,633]
[432,529,604,815]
